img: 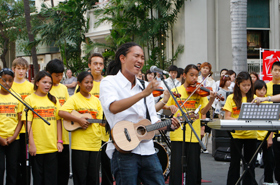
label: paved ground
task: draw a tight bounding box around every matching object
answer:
[66,134,277,185]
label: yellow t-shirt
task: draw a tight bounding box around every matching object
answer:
[166,85,208,142]
[50,83,70,145]
[265,81,280,97]
[11,80,34,134]
[21,93,61,154]
[59,92,102,151]
[76,81,109,142]
[266,81,280,134]
[223,94,257,139]
[0,94,23,140]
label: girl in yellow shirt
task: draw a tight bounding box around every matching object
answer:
[59,71,102,185]
[223,71,256,185]
[22,71,63,185]
[0,68,23,185]
[253,80,275,183]
[165,64,216,185]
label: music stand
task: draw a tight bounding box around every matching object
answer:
[229,103,280,185]
[239,103,280,120]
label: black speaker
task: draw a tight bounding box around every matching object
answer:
[212,137,231,156]
[212,130,231,138]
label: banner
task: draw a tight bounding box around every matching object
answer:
[262,51,280,81]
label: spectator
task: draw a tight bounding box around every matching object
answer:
[63,69,77,96]
[163,65,180,90]
[215,68,228,91]
[176,67,184,85]
[227,70,236,91]
[250,72,259,84]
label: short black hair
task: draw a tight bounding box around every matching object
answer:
[220,68,228,75]
[168,65,178,72]
[253,80,267,94]
[46,59,64,74]
[271,61,280,71]
[177,68,184,78]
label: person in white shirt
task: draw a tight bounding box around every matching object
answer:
[227,70,236,91]
[198,62,217,93]
[215,68,228,91]
[99,42,180,185]
[163,65,181,90]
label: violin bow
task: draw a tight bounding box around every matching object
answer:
[180,74,210,108]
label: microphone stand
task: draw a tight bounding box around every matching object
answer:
[160,74,206,185]
[0,83,50,185]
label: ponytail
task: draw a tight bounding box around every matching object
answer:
[47,92,57,104]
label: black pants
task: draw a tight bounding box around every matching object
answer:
[101,141,113,185]
[0,140,20,185]
[31,152,58,185]
[256,140,275,183]
[16,133,29,185]
[227,139,257,185]
[273,135,280,183]
[57,144,69,185]
[169,141,201,185]
[72,150,99,185]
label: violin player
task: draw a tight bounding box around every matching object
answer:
[165,64,217,185]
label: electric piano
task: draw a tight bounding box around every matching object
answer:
[208,119,280,130]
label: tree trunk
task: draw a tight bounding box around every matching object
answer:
[0,38,9,68]
[23,0,39,76]
[230,0,248,75]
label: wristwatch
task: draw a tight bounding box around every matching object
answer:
[268,96,271,102]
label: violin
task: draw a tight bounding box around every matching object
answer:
[152,87,181,98]
[186,83,224,101]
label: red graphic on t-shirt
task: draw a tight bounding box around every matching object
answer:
[78,110,97,119]
[33,109,55,118]
[0,105,16,113]
[177,100,196,109]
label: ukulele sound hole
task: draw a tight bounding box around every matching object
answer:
[137,126,146,135]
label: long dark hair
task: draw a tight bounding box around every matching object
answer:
[233,71,253,109]
[107,42,142,75]
[76,71,93,93]
[34,71,56,104]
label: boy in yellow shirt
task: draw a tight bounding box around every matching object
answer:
[46,59,70,185]
[11,58,33,185]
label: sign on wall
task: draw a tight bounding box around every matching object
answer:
[262,51,280,81]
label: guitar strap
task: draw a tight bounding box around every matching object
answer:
[138,79,151,121]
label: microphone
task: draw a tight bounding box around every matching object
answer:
[150,66,169,75]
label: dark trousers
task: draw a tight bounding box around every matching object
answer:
[273,136,280,183]
[58,144,70,185]
[111,151,165,185]
[257,140,275,183]
[16,133,29,185]
[0,140,20,185]
[227,139,257,185]
[31,152,58,185]
[72,150,99,185]
[169,141,201,185]
[101,141,113,185]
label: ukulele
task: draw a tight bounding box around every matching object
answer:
[63,110,107,132]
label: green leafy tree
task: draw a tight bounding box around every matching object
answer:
[91,0,184,71]
[34,0,97,74]
[0,0,26,67]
